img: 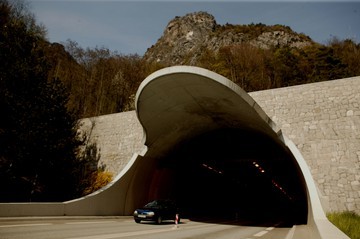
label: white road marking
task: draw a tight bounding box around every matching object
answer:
[252,226,276,237]
[66,221,117,225]
[66,227,178,239]
[254,230,269,237]
[0,223,52,228]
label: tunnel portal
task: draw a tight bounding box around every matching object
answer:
[148,128,308,225]
[133,66,308,226]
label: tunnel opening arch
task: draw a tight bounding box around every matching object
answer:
[153,127,308,225]
[131,66,318,226]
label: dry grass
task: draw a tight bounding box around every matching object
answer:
[327,211,360,239]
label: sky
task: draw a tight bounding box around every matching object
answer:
[29,1,360,56]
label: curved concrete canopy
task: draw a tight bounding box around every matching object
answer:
[134,66,309,224]
[136,66,280,157]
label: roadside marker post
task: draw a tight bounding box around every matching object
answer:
[173,214,179,228]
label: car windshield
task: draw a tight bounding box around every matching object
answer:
[144,200,161,208]
[144,200,174,209]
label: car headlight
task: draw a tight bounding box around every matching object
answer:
[134,210,138,216]
[147,211,155,216]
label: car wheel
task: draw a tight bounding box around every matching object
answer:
[156,216,162,224]
[135,219,141,223]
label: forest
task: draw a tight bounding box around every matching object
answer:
[52,37,360,119]
[1,0,359,202]
[0,0,111,202]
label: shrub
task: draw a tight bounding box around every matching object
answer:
[82,171,113,196]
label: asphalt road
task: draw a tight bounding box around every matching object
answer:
[0,217,294,239]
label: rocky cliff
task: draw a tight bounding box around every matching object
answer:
[144,12,313,65]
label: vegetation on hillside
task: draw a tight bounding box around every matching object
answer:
[0,0,108,202]
[195,40,358,91]
[49,40,162,118]
[48,37,360,120]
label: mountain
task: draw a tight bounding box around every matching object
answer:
[144,12,314,65]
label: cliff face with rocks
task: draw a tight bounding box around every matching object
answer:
[144,12,313,65]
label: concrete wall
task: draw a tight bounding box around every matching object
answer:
[250,76,360,214]
[79,111,144,174]
[82,76,360,214]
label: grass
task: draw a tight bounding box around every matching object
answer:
[327,211,360,239]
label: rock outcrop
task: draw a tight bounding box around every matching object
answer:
[144,12,313,65]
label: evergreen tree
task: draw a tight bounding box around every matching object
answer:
[0,0,81,202]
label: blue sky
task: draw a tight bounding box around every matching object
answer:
[29,1,360,55]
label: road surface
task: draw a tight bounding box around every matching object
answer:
[0,217,294,239]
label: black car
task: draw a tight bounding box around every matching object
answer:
[133,200,180,224]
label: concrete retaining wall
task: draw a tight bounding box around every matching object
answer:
[79,111,144,174]
[82,76,360,214]
[250,76,360,214]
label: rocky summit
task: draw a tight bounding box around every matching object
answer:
[144,12,313,65]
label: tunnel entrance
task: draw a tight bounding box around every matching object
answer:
[148,128,308,226]
[134,66,310,227]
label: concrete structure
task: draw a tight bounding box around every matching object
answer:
[250,79,360,214]
[77,70,360,217]
[0,66,356,239]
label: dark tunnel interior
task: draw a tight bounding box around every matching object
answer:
[148,128,308,226]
